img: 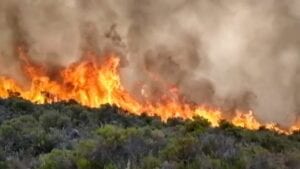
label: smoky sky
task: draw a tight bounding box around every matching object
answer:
[0,0,300,126]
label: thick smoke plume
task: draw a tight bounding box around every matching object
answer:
[0,0,300,126]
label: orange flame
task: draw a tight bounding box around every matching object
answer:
[0,49,299,134]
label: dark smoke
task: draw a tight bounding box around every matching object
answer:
[0,0,300,126]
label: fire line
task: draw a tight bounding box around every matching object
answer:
[0,48,299,134]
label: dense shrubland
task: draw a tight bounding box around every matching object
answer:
[0,97,300,169]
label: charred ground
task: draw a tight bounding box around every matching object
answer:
[0,97,300,169]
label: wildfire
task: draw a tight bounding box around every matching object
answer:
[0,48,299,134]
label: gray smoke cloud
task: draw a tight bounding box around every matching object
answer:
[0,0,300,126]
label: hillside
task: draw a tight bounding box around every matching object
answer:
[0,97,300,169]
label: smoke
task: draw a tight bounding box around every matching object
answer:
[0,0,300,126]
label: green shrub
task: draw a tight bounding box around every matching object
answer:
[96,125,139,144]
[39,110,71,130]
[0,115,42,153]
[160,136,199,162]
[185,116,211,133]
[0,148,8,169]
[76,157,93,169]
[39,149,74,169]
[104,163,118,169]
[141,156,161,169]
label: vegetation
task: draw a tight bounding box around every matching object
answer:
[0,97,300,169]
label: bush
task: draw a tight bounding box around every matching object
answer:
[160,136,199,163]
[0,115,42,153]
[0,148,8,169]
[39,110,71,130]
[39,149,75,169]
[96,125,139,144]
[141,156,161,169]
[104,163,118,169]
[185,116,211,133]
